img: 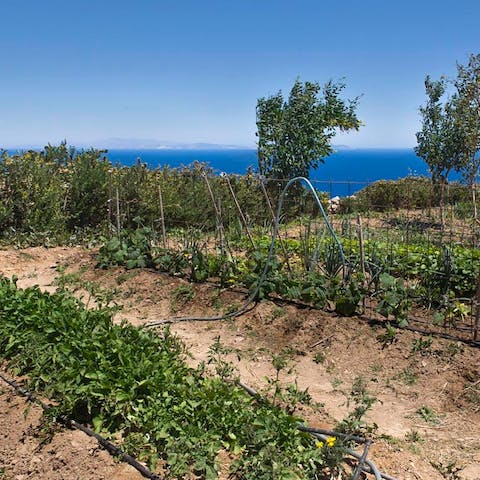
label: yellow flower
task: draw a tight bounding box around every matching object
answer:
[315,441,324,449]
[326,436,336,447]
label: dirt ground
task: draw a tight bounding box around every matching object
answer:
[0,246,479,480]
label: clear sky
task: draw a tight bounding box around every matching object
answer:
[1,0,479,149]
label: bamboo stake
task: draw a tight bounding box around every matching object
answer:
[357,214,367,310]
[157,182,167,248]
[202,173,226,256]
[357,214,366,281]
[224,175,255,250]
[258,178,292,273]
[115,186,121,238]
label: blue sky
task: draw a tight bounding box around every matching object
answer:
[1,0,479,149]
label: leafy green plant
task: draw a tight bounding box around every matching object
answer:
[97,227,156,269]
[336,376,378,437]
[411,336,434,355]
[0,277,348,479]
[415,405,443,425]
[376,322,397,349]
[375,273,411,327]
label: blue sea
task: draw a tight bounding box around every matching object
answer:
[7,147,453,197]
[105,148,435,197]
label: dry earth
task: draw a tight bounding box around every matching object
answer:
[0,246,479,480]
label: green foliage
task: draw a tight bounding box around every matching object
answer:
[256,78,360,179]
[336,376,378,437]
[415,76,463,186]
[97,227,156,269]
[376,322,397,349]
[453,53,480,186]
[341,176,470,212]
[332,277,363,316]
[0,277,346,479]
[411,336,434,356]
[415,405,442,425]
[375,273,411,327]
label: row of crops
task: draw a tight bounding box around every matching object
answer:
[0,276,352,479]
[95,222,480,341]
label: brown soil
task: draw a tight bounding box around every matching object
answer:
[0,246,479,480]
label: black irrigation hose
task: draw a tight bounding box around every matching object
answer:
[0,372,162,480]
[235,380,397,480]
[144,176,345,328]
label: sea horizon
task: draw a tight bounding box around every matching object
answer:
[5,146,460,197]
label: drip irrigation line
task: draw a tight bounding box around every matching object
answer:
[358,314,480,348]
[235,378,396,480]
[352,439,372,480]
[145,176,345,328]
[0,371,162,480]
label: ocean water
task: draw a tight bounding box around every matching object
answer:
[6,146,442,197]
[105,148,433,197]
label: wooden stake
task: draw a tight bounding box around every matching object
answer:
[225,175,255,250]
[115,187,121,238]
[357,214,366,282]
[157,182,167,248]
[203,174,226,256]
[258,178,292,273]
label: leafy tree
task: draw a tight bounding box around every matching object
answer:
[452,54,480,220]
[42,140,76,166]
[256,79,360,180]
[415,76,463,226]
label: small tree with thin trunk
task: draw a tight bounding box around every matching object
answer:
[415,76,463,227]
[256,78,360,180]
[452,54,480,221]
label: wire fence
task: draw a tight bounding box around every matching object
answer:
[1,152,479,344]
[102,174,480,345]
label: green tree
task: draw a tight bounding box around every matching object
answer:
[256,79,360,180]
[415,76,463,226]
[452,54,480,220]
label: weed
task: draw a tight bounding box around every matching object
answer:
[271,306,286,319]
[405,429,424,443]
[445,341,464,358]
[415,405,443,425]
[331,378,343,389]
[431,460,462,479]
[337,376,379,437]
[405,429,424,454]
[376,322,397,348]
[396,366,418,386]
[411,336,434,355]
[313,352,326,364]
[171,284,195,312]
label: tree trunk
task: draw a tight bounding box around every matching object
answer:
[472,181,478,223]
[440,180,445,230]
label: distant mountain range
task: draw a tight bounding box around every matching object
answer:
[86,138,254,150]
[86,138,355,151]
[5,138,354,151]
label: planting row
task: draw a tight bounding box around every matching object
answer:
[97,226,480,330]
[0,277,349,479]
